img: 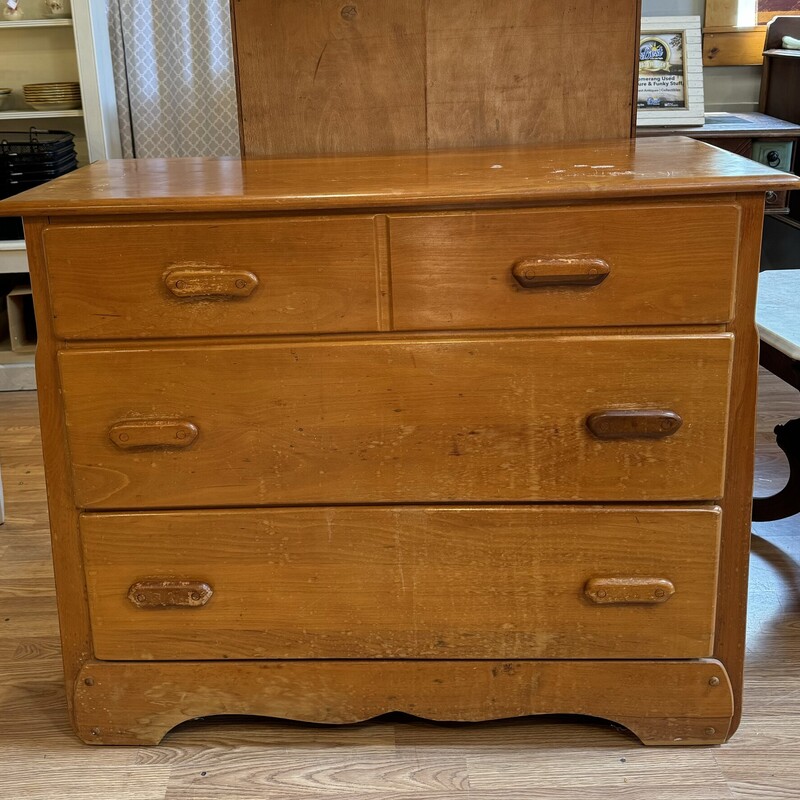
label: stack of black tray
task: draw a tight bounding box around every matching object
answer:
[1,129,79,240]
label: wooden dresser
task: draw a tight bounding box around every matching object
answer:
[3,136,797,746]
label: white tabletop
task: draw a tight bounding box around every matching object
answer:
[757,269,800,361]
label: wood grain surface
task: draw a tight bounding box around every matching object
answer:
[43,217,380,339]
[80,505,721,661]
[1,383,799,794]
[71,658,734,746]
[19,220,94,719]
[712,194,765,737]
[57,334,733,509]
[703,29,767,67]
[389,203,740,329]
[232,0,427,157]
[2,139,798,217]
[231,0,640,156]
[422,0,639,149]
[41,202,744,340]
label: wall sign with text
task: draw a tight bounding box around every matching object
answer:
[638,16,705,127]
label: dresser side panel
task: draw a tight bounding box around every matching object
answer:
[23,218,92,733]
[715,193,765,738]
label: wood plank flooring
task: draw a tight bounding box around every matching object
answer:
[0,370,798,800]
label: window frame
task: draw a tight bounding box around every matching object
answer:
[703,0,800,66]
[703,0,766,66]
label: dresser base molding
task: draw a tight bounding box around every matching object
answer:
[73,659,734,747]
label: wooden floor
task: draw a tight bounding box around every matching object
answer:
[0,372,798,800]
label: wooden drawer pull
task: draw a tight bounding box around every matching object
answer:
[511,258,610,288]
[585,577,675,605]
[128,580,213,609]
[586,409,682,440]
[164,266,258,298]
[109,419,199,450]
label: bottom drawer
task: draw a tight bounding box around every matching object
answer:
[82,506,721,661]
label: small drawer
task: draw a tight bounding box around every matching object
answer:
[765,189,788,211]
[43,216,379,339]
[59,333,732,509]
[389,203,740,330]
[81,505,721,661]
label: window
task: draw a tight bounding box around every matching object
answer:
[757,1,800,25]
[704,0,800,65]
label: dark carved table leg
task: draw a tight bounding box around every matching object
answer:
[752,417,800,522]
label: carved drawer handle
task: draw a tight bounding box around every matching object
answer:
[128,580,213,609]
[164,266,258,298]
[585,577,675,605]
[511,258,610,288]
[109,419,199,450]
[586,409,682,440]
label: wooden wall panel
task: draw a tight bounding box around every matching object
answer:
[232,0,428,157]
[231,0,641,157]
[425,0,639,148]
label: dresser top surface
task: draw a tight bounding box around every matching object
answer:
[3,137,798,217]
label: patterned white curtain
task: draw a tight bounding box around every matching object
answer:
[106,0,240,158]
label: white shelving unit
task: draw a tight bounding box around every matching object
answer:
[0,109,84,120]
[0,0,120,390]
[0,240,27,274]
[0,17,73,28]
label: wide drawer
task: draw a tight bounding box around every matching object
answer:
[81,505,721,661]
[43,216,379,339]
[389,204,740,330]
[59,334,733,509]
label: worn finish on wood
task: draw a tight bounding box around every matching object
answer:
[583,577,676,605]
[81,506,721,661]
[126,580,214,610]
[231,0,641,156]
[232,0,428,157]
[1,143,788,749]
[108,420,199,451]
[0,380,799,793]
[58,335,733,509]
[389,204,740,329]
[163,266,259,298]
[585,409,683,440]
[43,217,380,339]
[3,139,799,218]
[20,219,94,719]
[72,659,734,746]
[422,0,640,149]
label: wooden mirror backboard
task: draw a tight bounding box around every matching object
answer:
[231,0,643,157]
